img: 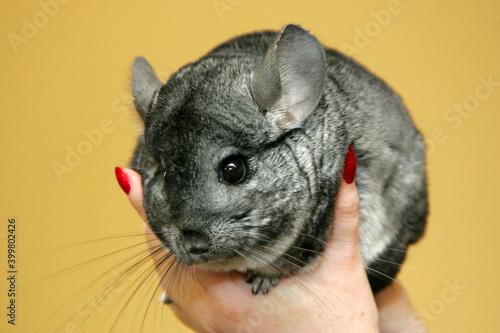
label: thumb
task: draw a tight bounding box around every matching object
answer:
[330,180,360,248]
[326,144,360,256]
[115,166,147,221]
[317,179,362,272]
[319,143,362,268]
[312,179,364,279]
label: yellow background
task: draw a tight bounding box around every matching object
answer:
[1,0,499,332]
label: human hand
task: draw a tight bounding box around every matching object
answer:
[115,165,426,332]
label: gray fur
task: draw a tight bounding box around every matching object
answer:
[130,24,428,294]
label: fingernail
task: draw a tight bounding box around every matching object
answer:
[115,167,131,194]
[343,144,357,184]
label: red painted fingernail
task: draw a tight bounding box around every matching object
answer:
[115,167,131,194]
[343,145,357,184]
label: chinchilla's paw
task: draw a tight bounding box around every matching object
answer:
[246,273,280,295]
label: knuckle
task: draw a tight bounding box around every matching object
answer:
[335,189,360,221]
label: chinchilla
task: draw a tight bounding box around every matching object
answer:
[129,24,428,295]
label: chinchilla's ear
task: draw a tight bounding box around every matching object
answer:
[251,24,326,133]
[132,57,162,120]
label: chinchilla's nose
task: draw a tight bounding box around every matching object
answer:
[182,229,210,255]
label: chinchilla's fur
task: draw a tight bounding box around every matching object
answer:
[130,24,428,295]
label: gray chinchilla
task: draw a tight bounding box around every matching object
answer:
[129,24,428,295]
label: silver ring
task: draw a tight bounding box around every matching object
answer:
[160,290,175,305]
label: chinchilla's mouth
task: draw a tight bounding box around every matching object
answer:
[173,248,251,271]
[189,249,244,264]
[177,253,210,265]
[196,256,253,272]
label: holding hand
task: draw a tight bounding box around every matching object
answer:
[115,165,426,332]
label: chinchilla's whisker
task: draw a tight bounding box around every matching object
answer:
[231,243,282,271]
[179,262,197,300]
[237,234,333,273]
[240,233,324,256]
[152,250,199,313]
[364,266,401,287]
[357,245,496,278]
[246,231,418,296]
[383,250,497,278]
[158,259,196,323]
[287,271,371,332]
[257,225,329,244]
[254,242,387,288]
[254,245,306,271]
[131,250,179,333]
[174,264,197,324]
[239,234,406,292]
[156,253,183,300]
[37,243,161,332]
[277,273,346,330]
[261,244,409,302]
[234,242,373,331]
[105,250,170,332]
[25,236,161,288]
[43,236,168,332]
[231,247,266,269]
[88,248,166,332]
[242,233,385,271]
[252,229,393,263]
[282,274,364,332]
[25,231,148,261]
[256,225,411,257]
[235,241,310,278]
[238,229,443,286]
[247,240,316,270]
[130,252,175,333]
[106,245,175,332]
[254,226,410,265]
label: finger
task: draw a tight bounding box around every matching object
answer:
[330,180,360,246]
[314,180,363,280]
[313,180,364,278]
[375,283,428,333]
[124,168,146,220]
[327,143,360,251]
[115,166,147,221]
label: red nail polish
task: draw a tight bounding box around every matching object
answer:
[343,145,357,184]
[115,167,131,194]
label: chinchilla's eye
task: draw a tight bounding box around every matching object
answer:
[219,156,247,184]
